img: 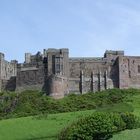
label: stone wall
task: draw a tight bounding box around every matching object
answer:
[118,56,140,89]
[0,59,17,80]
[68,57,114,93]
[2,77,16,91]
[118,56,130,89]
[2,48,140,99]
[47,75,68,99]
[0,53,17,92]
[45,48,69,77]
[128,57,140,88]
[69,78,80,93]
[16,64,44,92]
[69,58,107,78]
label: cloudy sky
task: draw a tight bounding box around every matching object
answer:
[0,0,140,62]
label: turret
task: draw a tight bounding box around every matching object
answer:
[25,53,31,63]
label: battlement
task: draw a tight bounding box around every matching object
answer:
[104,50,124,58]
[43,48,69,57]
[46,48,69,53]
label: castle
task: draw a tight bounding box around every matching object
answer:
[0,48,140,98]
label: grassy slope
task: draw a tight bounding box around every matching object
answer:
[0,110,95,140]
[0,89,140,140]
[110,129,140,140]
[110,94,140,140]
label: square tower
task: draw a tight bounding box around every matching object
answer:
[44,48,69,77]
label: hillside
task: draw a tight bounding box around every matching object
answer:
[0,88,136,119]
[0,89,140,139]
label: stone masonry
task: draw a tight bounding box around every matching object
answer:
[0,48,140,98]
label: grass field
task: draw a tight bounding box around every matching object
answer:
[0,110,95,140]
[110,128,140,140]
[110,94,140,140]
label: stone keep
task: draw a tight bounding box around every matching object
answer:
[0,48,140,98]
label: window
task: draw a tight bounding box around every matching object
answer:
[138,65,140,73]
[55,64,60,73]
[56,64,60,70]
[55,57,63,74]
[55,57,60,63]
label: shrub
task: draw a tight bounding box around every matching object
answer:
[0,88,140,119]
[120,112,140,129]
[59,112,126,140]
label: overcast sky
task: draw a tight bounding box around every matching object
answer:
[0,0,140,62]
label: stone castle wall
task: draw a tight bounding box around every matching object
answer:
[16,63,44,92]
[0,48,140,98]
[69,58,113,93]
[47,75,69,99]
[0,53,17,92]
[118,56,140,89]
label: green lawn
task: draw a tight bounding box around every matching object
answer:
[110,94,140,140]
[110,128,140,140]
[0,110,95,140]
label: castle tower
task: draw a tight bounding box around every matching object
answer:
[44,48,69,77]
[43,48,69,98]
